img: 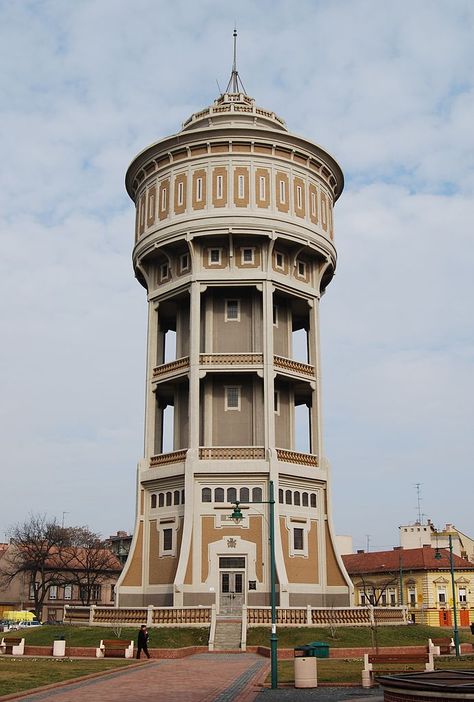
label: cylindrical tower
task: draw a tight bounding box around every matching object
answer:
[116,78,352,610]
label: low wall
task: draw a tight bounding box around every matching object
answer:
[247,643,473,659]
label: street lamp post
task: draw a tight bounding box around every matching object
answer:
[230,480,278,689]
[435,534,460,657]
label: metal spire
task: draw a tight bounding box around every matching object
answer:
[225,28,247,95]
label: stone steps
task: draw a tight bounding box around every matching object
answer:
[213,620,241,650]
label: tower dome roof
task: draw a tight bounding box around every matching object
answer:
[181,91,288,133]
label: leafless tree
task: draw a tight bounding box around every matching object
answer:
[58,526,121,605]
[0,514,69,620]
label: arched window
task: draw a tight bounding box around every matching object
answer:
[151,494,157,509]
[252,487,263,502]
[227,487,237,503]
[240,487,249,503]
[202,488,212,503]
[158,493,164,507]
[285,490,292,505]
[279,489,284,504]
[302,492,309,507]
[181,489,185,504]
[310,494,317,508]
[215,488,224,503]
[174,490,180,505]
[166,491,172,506]
[294,491,301,506]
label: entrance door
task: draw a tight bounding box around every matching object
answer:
[220,571,244,616]
[460,610,470,627]
[439,610,452,626]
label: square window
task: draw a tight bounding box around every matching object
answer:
[225,386,241,411]
[242,247,254,264]
[160,263,169,281]
[297,261,306,277]
[180,253,189,273]
[49,585,57,600]
[275,252,285,270]
[64,585,72,600]
[163,528,173,551]
[209,248,221,265]
[225,299,240,321]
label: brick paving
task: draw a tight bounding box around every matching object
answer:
[6,654,269,702]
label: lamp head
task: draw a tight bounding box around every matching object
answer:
[230,502,243,523]
[434,548,442,560]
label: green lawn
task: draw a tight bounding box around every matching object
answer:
[247,624,473,649]
[1,625,209,648]
[276,655,474,684]
[0,658,135,697]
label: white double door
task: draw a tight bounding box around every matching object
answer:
[219,570,245,616]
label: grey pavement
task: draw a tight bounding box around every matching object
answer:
[255,690,382,702]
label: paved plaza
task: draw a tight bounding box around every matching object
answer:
[5,654,383,702]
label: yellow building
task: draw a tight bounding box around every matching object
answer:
[343,546,474,627]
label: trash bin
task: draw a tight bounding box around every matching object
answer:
[307,641,330,658]
[53,639,66,657]
[294,656,317,688]
[295,642,330,658]
[470,622,474,635]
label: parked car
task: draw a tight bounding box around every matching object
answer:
[17,620,42,629]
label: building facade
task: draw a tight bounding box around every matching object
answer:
[400,521,474,562]
[343,546,474,627]
[116,73,352,612]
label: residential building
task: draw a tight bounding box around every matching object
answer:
[400,521,474,562]
[116,46,352,612]
[343,546,474,627]
[107,531,133,566]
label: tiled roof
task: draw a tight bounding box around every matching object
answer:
[342,546,474,575]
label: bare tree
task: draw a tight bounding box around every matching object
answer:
[0,514,69,620]
[57,527,121,605]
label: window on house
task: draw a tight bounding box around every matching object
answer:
[297,261,306,277]
[279,179,286,203]
[273,304,278,326]
[180,253,189,273]
[177,181,184,206]
[252,487,262,502]
[459,587,467,603]
[209,248,221,265]
[225,386,241,411]
[29,582,38,599]
[216,175,223,199]
[240,487,249,502]
[196,177,203,202]
[49,585,57,600]
[294,491,301,506]
[389,590,396,606]
[158,493,164,508]
[311,192,317,218]
[408,587,416,605]
[225,299,240,321]
[310,494,317,508]
[242,247,254,264]
[285,490,292,505]
[293,528,304,551]
[160,262,169,281]
[302,492,309,507]
[161,187,167,211]
[438,587,447,604]
[202,488,212,502]
[238,174,245,199]
[360,592,366,605]
[275,252,285,270]
[163,529,173,552]
[259,176,266,201]
[215,487,224,502]
[227,487,237,503]
[296,185,303,209]
[279,489,284,504]
[166,491,172,506]
[151,494,157,508]
[381,592,387,606]
[174,490,180,505]
[64,585,72,600]
[181,489,185,504]
[274,391,280,415]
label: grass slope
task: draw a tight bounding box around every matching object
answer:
[1,625,209,648]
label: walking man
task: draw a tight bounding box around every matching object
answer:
[136,624,150,659]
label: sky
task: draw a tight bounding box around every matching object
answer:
[1,0,473,552]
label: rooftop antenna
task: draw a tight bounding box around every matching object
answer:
[415,483,423,524]
[225,27,247,95]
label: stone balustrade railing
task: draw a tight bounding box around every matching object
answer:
[199,446,266,460]
[153,357,190,378]
[64,605,212,628]
[276,448,318,467]
[247,605,407,627]
[199,353,263,366]
[273,355,315,377]
[150,450,187,467]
